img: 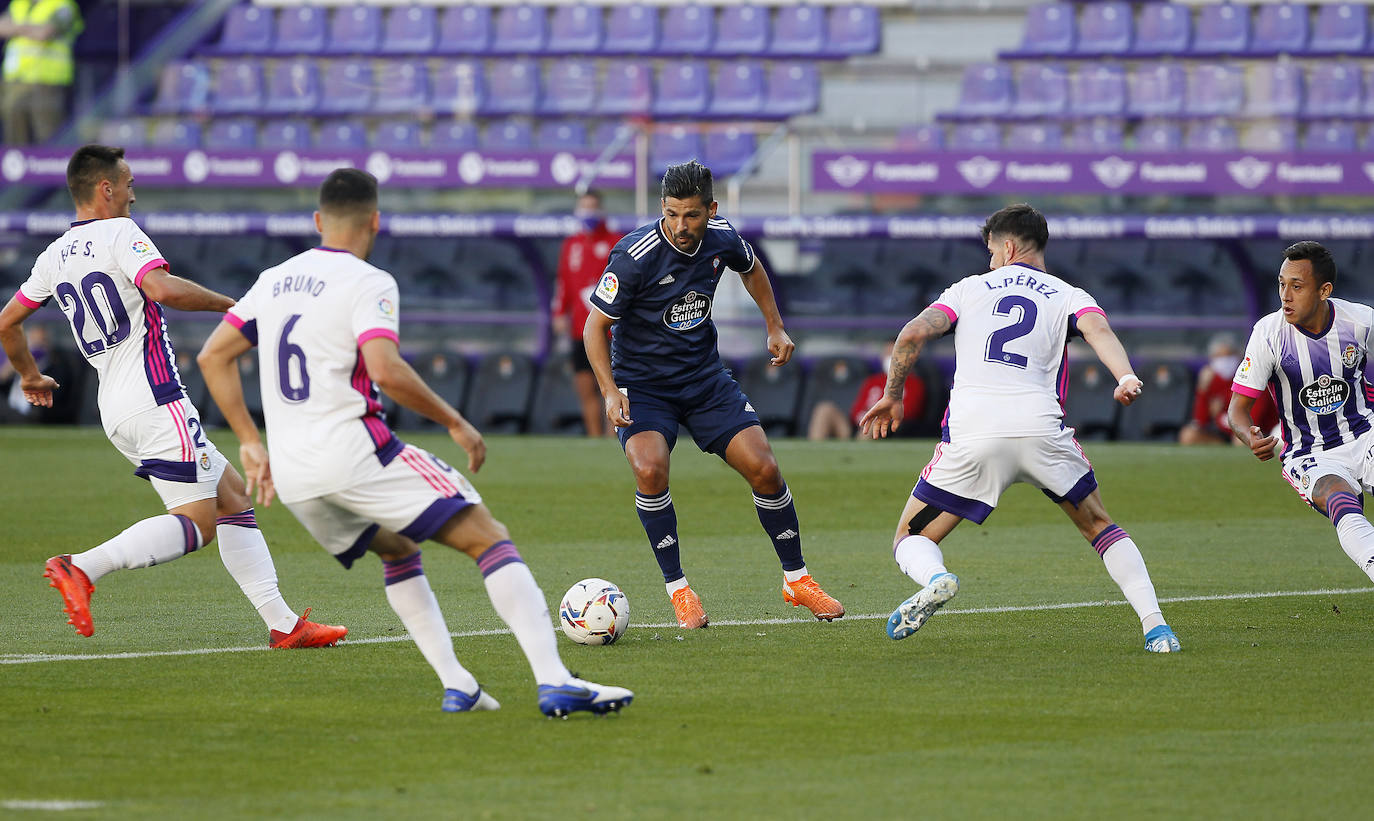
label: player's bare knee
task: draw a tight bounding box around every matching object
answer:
[369,529,419,563]
[629,459,669,493]
[747,459,783,494]
[1311,475,1357,512]
[435,504,510,559]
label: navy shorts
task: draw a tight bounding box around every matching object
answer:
[617,369,761,456]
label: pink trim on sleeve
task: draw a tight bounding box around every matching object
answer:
[223,311,247,330]
[14,290,42,310]
[357,328,400,346]
[1075,306,1107,320]
[930,303,958,323]
[134,259,169,288]
[1231,383,1265,399]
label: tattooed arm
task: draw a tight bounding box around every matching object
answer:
[859,306,951,439]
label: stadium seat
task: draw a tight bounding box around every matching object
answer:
[373,60,431,114]
[432,60,487,116]
[824,5,880,57]
[1183,121,1238,152]
[761,62,819,118]
[541,59,597,115]
[1063,362,1120,440]
[1243,62,1303,117]
[770,5,824,56]
[326,5,381,54]
[1118,363,1192,441]
[209,59,264,115]
[437,5,493,55]
[1011,64,1068,118]
[1192,3,1249,55]
[653,61,710,118]
[798,355,873,428]
[709,60,765,117]
[259,119,313,150]
[1249,2,1308,56]
[528,353,587,435]
[1242,121,1298,152]
[316,60,374,115]
[213,5,272,54]
[1364,66,1374,118]
[482,120,534,151]
[1068,63,1126,116]
[1309,3,1368,54]
[1006,2,1075,57]
[491,4,548,55]
[737,353,803,436]
[431,120,479,152]
[375,120,423,151]
[602,4,658,54]
[204,117,257,149]
[380,4,437,54]
[263,58,321,114]
[650,126,705,171]
[1304,63,1362,117]
[1126,63,1185,117]
[315,119,368,151]
[596,61,653,117]
[1006,122,1063,152]
[151,61,209,114]
[1068,121,1124,152]
[465,352,534,434]
[547,4,603,53]
[896,124,944,151]
[950,122,1001,151]
[99,119,146,148]
[704,126,756,177]
[1184,64,1244,117]
[660,5,713,55]
[1133,3,1190,55]
[536,121,587,151]
[1302,122,1358,153]
[273,6,326,54]
[483,59,539,115]
[951,63,1013,119]
[714,5,769,56]
[1134,120,1182,152]
[591,121,637,151]
[405,352,469,429]
[150,120,201,149]
[1075,1,1131,56]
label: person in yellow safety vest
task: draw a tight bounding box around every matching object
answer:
[0,0,83,145]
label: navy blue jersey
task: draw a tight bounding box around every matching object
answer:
[589,215,756,387]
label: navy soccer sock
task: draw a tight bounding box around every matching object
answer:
[636,490,683,583]
[754,483,805,572]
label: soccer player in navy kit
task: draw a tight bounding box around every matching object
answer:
[583,160,844,628]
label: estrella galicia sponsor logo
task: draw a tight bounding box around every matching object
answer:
[663,291,711,331]
[1299,373,1349,415]
[956,156,1002,189]
[823,155,870,188]
[1090,156,1136,189]
[1225,156,1272,190]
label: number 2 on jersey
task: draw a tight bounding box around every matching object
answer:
[984,295,1038,369]
[277,314,310,402]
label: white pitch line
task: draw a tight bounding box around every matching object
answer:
[1,800,105,811]
[3,586,1370,666]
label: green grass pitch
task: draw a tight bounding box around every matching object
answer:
[2,427,1372,819]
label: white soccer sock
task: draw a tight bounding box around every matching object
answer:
[71,514,202,584]
[783,565,810,583]
[1100,538,1166,633]
[665,576,690,596]
[894,535,948,587]
[483,562,571,687]
[217,515,298,633]
[384,574,480,693]
[1334,515,1374,582]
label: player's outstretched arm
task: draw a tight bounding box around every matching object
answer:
[1227,392,1278,461]
[139,268,235,313]
[583,308,631,428]
[360,337,486,473]
[1075,312,1143,406]
[738,259,794,366]
[0,297,60,407]
[860,306,948,439]
[198,320,275,505]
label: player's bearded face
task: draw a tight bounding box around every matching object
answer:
[661,196,716,251]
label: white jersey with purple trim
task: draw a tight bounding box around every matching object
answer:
[225,247,402,504]
[1232,297,1374,462]
[931,263,1102,441]
[15,217,182,432]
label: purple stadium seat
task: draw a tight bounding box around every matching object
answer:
[315,119,368,151]
[714,5,769,56]
[438,5,492,55]
[375,120,423,151]
[1011,63,1068,118]
[1134,121,1182,152]
[1068,121,1124,152]
[1006,122,1063,152]
[592,121,636,150]
[210,59,263,114]
[1361,129,1374,152]
[380,5,437,54]
[953,63,1013,118]
[326,5,381,55]
[204,118,257,150]
[1076,2,1131,56]
[596,61,653,116]
[1304,63,1362,117]
[1008,2,1075,56]
[1133,3,1190,55]
[260,119,313,150]
[491,4,547,55]
[660,6,713,56]
[653,61,710,118]
[770,5,824,56]
[536,121,588,151]
[1126,63,1185,117]
[762,62,819,117]
[541,60,596,115]
[482,120,534,151]
[152,61,209,114]
[431,121,479,151]
[1249,2,1308,56]
[547,4,603,53]
[1183,121,1238,152]
[1069,63,1126,116]
[1192,3,1249,55]
[704,126,757,176]
[1244,63,1303,117]
[650,125,704,170]
[896,124,944,151]
[432,60,487,116]
[150,120,200,149]
[214,5,272,54]
[824,5,880,57]
[951,122,1001,151]
[483,59,539,115]
[1310,3,1368,54]
[1364,66,1374,117]
[1300,122,1356,152]
[317,60,374,115]
[99,119,147,148]
[603,5,658,54]
[1242,121,1297,152]
[263,59,320,114]
[1185,64,1244,117]
[273,6,326,54]
[373,61,431,114]
[709,60,765,117]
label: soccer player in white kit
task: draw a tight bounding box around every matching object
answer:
[1228,241,1374,584]
[0,144,346,647]
[197,169,633,716]
[861,204,1181,653]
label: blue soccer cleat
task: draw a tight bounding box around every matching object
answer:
[442,687,501,713]
[1144,625,1182,653]
[886,573,959,640]
[537,677,634,718]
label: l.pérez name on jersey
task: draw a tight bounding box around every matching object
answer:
[663,291,711,331]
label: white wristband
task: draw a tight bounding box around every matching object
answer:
[1118,373,1138,387]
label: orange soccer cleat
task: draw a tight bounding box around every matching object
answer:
[782,574,845,621]
[268,607,348,649]
[670,585,708,629]
[44,555,95,637]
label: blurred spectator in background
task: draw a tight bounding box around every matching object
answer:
[808,343,927,440]
[0,324,77,422]
[0,0,82,145]
[551,189,622,436]
[1179,332,1278,445]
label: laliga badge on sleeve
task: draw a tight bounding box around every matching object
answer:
[595,271,619,303]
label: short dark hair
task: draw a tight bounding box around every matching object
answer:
[318,167,378,218]
[67,144,126,203]
[981,203,1049,252]
[661,160,713,207]
[1284,241,1337,288]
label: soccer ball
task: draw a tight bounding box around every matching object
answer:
[559,578,630,646]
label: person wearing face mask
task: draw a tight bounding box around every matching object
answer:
[1179,333,1278,445]
[806,342,928,441]
[551,189,622,437]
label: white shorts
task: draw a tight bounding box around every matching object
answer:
[912,428,1097,524]
[284,443,483,568]
[1285,427,1374,509]
[108,398,227,510]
